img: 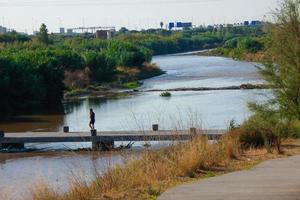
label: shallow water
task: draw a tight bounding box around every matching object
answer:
[0,152,126,199]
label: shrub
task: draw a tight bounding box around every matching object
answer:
[31,135,241,200]
[288,120,300,138]
[160,91,171,97]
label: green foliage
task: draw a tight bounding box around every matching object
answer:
[160,91,171,97]
[244,103,290,153]
[0,50,64,118]
[237,38,264,53]
[0,23,265,118]
[259,0,300,120]
[37,23,50,44]
[289,120,300,138]
[52,49,84,70]
[122,81,140,89]
[83,51,116,82]
[229,119,240,130]
[218,36,265,58]
[242,0,300,151]
[104,40,152,67]
[0,31,31,43]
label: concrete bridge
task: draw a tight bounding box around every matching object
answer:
[0,128,225,151]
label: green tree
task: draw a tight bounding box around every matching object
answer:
[84,51,116,82]
[38,23,50,44]
[259,0,300,120]
[247,0,300,153]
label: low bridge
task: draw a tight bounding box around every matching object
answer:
[0,128,225,151]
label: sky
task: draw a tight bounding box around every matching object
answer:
[0,0,281,34]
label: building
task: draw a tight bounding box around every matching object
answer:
[244,21,250,26]
[67,28,73,35]
[168,22,193,30]
[95,29,115,40]
[250,20,262,26]
[60,27,65,34]
[0,26,7,34]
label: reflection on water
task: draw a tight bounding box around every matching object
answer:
[0,115,64,133]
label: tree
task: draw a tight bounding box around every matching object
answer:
[84,51,116,82]
[259,0,300,120]
[248,0,300,153]
[38,23,50,44]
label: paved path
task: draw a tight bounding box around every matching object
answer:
[159,156,300,200]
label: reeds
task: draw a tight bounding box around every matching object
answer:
[30,132,241,200]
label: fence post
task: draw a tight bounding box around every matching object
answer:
[152,124,159,131]
[63,126,69,133]
[0,130,4,138]
[190,127,197,138]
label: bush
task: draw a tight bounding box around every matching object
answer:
[160,91,171,97]
[122,81,140,89]
[288,120,300,138]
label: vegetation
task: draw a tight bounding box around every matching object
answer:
[122,81,141,89]
[29,131,300,200]
[160,91,172,97]
[30,134,240,200]
[37,23,51,45]
[238,0,300,153]
[0,23,265,118]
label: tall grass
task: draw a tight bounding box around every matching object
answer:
[30,133,241,200]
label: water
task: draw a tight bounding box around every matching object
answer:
[0,55,265,133]
[0,152,126,199]
[0,55,271,199]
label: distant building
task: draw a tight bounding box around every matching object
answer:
[168,22,175,29]
[0,26,7,34]
[60,27,65,34]
[33,31,39,36]
[168,22,192,30]
[95,29,115,40]
[244,21,250,26]
[67,29,73,35]
[250,20,262,26]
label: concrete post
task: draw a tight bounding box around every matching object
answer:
[91,129,97,137]
[0,130,4,138]
[152,124,159,131]
[63,126,69,133]
[91,129,98,150]
[190,127,197,137]
[0,130,3,149]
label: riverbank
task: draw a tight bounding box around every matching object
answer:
[29,131,300,200]
[196,48,265,62]
[143,83,271,92]
[64,62,165,99]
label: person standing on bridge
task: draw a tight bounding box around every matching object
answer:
[89,109,95,130]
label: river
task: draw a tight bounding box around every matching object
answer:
[0,54,270,199]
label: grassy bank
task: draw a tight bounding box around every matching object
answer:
[29,130,300,200]
[197,48,265,62]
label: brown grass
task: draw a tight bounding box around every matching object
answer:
[29,131,300,200]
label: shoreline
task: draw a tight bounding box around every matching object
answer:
[196,48,265,62]
[143,84,270,92]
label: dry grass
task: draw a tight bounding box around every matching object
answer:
[29,131,300,200]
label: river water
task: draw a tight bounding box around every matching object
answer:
[0,55,270,199]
